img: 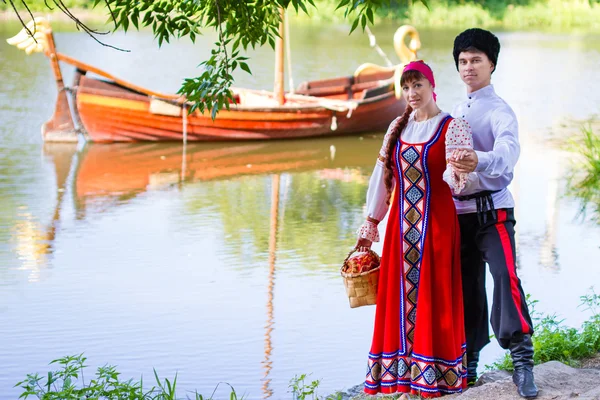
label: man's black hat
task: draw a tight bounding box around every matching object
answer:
[453,28,501,72]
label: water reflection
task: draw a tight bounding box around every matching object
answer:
[5,144,76,281]
[539,156,561,270]
[54,137,375,211]
[11,210,51,281]
[261,175,280,399]
[40,137,380,272]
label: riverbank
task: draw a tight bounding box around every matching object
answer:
[452,360,600,399]
[334,358,600,399]
[2,0,600,32]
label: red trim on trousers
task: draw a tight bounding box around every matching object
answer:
[495,209,530,334]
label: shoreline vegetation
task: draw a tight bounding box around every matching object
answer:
[487,290,600,372]
[566,126,600,224]
[2,0,600,31]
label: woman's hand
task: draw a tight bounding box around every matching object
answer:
[355,238,373,252]
[449,148,478,173]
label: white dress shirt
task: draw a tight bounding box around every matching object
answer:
[451,84,520,215]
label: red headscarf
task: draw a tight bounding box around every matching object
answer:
[402,60,437,101]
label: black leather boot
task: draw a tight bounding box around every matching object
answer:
[466,351,479,387]
[509,334,539,398]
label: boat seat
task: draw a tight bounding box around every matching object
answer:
[363,83,394,99]
[296,76,354,99]
[296,73,393,100]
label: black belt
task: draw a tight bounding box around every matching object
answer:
[453,190,501,225]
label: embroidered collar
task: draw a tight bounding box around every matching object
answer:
[467,84,495,100]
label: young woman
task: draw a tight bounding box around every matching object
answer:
[355,61,472,398]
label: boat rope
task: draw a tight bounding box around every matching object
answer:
[365,26,393,68]
[60,86,90,139]
[62,86,78,93]
[285,11,294,94]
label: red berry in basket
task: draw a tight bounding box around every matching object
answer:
[346,251,379,273]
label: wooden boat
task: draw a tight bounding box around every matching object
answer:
[8,17,420,143]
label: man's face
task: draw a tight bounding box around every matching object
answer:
[458,50,494,90]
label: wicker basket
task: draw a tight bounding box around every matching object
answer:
[340,248,380,308]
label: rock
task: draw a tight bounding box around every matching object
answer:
[335,383,364,399]
[335,362,600,400]
[473,369,512,387]
[581,353,600,370]
[448,361,600,399]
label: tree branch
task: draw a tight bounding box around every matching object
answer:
[215,0,228,77]
[8,1,35,39]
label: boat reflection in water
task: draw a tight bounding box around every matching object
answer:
[55,138,375,212]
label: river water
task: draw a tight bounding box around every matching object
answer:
[1,18,599,399]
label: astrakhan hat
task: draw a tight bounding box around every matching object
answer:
[453,28,501,73]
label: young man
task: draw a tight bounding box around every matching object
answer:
[449,28,538,399]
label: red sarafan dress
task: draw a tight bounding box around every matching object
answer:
[358,113,470,398]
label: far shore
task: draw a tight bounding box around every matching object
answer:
[1,8,106,21]
[2,4,600,32]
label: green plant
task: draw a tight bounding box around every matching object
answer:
[487,288,600,371]
[567,126,600,223]
[289,374,321,400]
[288,374,343,400]
[15,354,244,399]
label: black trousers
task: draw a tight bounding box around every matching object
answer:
[458,208,534,351]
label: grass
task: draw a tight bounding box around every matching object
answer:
[15,354,245,400]
[488,288,600,371]
[15,357,347,400]
[288,374,344,400]
[566,126,600,224]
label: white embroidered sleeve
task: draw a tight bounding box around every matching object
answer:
[443,168,480,195]
[356,219,380,242]
[356,120,398,242]
[445,118,474,194]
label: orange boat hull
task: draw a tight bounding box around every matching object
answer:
[73,73,405,142]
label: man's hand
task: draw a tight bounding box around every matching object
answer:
[449,148,478,173]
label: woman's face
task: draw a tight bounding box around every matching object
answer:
[402,78,433,110]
